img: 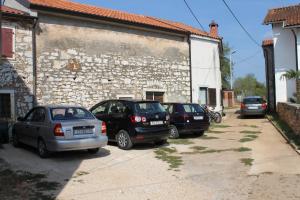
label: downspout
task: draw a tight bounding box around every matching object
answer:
[188,35,193,103]
[291,29,299,72]
[32,18,38,106]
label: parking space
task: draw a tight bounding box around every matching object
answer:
[1,109,300,200]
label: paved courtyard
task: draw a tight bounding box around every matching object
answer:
[1,109,300,200]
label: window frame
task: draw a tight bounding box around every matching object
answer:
[0,90,15,120]
[1,24,16,60]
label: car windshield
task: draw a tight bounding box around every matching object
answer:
[134,102,165,114]
[50,107,95,120]
[183,104,204,113]
[243,98,264,104]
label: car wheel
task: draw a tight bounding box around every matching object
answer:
[88,148,99,154]
[37,139,50,158]
[214,113,222,123]
[116,130,133,150]
[12,132,20,147]
[194,131,204,137]
[169,125,179,139]
[155,139,167,146]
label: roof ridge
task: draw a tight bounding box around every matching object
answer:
[268,3,300,11]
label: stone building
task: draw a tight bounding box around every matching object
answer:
[1,0,222,121]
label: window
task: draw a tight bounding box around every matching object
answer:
[199,87,208,105]
[162,104,173,114]
[1,28,14,58]
[0,94,11,118]
[31,108,46,122]
[208,88,217,107]
[182,104,204,113]
[134,102,165,114]
[146,91,164,102]
[91,102,109,115]
[108,101,127,114]
[50,107,94,120]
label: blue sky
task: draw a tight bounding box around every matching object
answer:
[75,0,299,83]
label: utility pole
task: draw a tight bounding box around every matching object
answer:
[230,50,236,90]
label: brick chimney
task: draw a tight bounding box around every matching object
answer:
[209,20,219,38]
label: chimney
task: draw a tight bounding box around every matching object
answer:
[209,20,219,38]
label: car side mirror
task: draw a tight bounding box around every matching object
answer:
[17,117,24,121]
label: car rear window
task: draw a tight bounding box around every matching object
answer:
[134,102,165,114]
[183,104,204,113]
[243,98,264,104]
[50,107,95,120]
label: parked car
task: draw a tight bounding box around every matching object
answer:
[240,96,267,117]
[12,106,108,158]
[162,103,210,139]
[90,100,170,150]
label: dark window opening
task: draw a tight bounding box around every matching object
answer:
[208,88,217,107]
[0,94,11,119]
[146,92,164,103]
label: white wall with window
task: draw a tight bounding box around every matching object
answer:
[190,35,222,112]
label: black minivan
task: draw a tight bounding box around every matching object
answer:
[162,103,210,139]
[90,100,170,149]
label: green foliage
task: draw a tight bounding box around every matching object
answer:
[234,74,266,97]
[281,69,300,80]
[220,43,231,89]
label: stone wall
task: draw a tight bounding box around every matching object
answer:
[36,14,191,109]
[277,102,300,135]
[0,20,34,118]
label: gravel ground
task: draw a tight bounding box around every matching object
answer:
[1,109,300,200]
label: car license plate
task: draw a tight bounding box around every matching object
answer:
[150,121,163,126]
[194,116,204,120]
[248,106,258,110]
[74,129,93,135]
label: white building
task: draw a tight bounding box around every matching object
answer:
[264,4,300,106]
[191,21,223,112]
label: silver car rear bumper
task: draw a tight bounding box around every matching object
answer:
[46,136,108,152]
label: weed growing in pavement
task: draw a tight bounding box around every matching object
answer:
[200,135,219,140]
[206,130,225,134]
[211,124,232,128]
[234,147,252,152]
[72,171,90,179]
[245,135,258,139]
[241,124,259,128]
[240,130,261,134]
[168,139,194,145]
[154,147,183,170]
[239,137,255,142]
[240,158,254,166]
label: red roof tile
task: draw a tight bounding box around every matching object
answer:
[262,39,273,46]
[1,5,28,16]
[28,0,219,39]
[264,4,300,27]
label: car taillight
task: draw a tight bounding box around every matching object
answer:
[101,121,107,135]
[262,103,267,110]
[183,114,189,122]
[241,103,246,109]
[54,123,64,136]
[141,116,147,123]
[130,116,142,123]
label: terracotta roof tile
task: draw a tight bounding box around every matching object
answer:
[262,39,273,46]
[264,4,300,27]
[1,5,28,16]
[29,0,219,39]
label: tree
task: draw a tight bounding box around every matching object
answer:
[220,43,231,89]
[281,69,300,103]
[233,74,266,97]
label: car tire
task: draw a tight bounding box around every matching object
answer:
[116,130,133,150]
[155,139,167,146]
[194,131,204,137]
[214,113,222,123]
[88,148,99,154]
[37,139,50,158]
[169,125,179,139]
[12,132,20,148]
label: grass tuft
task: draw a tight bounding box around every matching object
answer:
[240,158,254,166]
[211,124,231,128]
[240,130,261,134]
[168,139,194,145]
[234,147,252,152]
[200,135,219,140]
[154,147,183,170]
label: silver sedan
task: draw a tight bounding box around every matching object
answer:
[12,105,108,158]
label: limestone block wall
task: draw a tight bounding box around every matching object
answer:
[36,14,191,109]
[277,102,300,135]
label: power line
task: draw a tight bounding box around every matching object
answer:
[235,50,261,65]
[183,0,206,31]
[221,0,260,47]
